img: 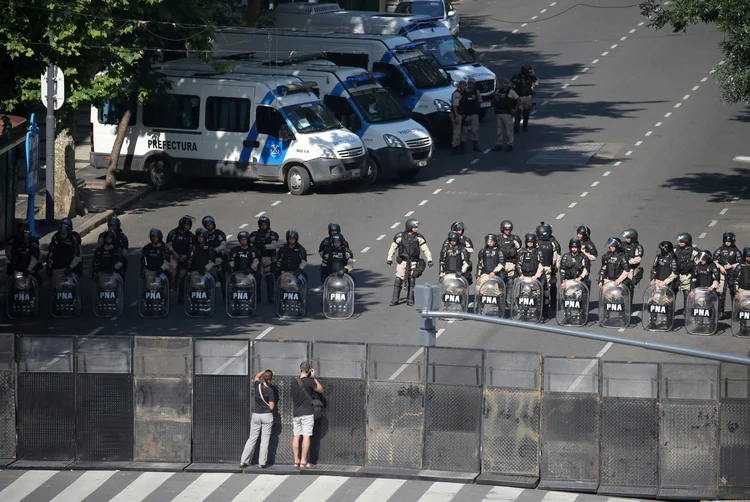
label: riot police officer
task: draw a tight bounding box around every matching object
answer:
[560,237,591,288]
[276,230,307,279]
[733,247,750,307]
[576,225,598,262]
[650,241,679,290]
[387,219,434,307]
[439,231,471,279]
[451,80,467,155]
[5,221,39,268]
[443,221,474,281]
[492,78,519,152]
[189,229,222,281]
[621,229,644,297]
[46,223,82,279]
[691,251,720,292]
[477,234,506,287]
[675,232,700,307]
[250,216,281,303]
[516,233,546,316]
[713,231,742,318]
[202,216,228,289]
[166,216,195,297]
[499,220,522,280]
[91,231,125,279]
[512,65,538,133]
[598,237,630,289]
[97,216,129,251]
[49,218,83,277]
[536,223,560,312]
[319,222,350,282]
[140,229,171,278]
[229,231,260,276]
[6,230,42,283]
[462,77,482,153]
[324,234,354,278]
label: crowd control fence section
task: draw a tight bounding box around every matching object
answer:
[0,333,748,499]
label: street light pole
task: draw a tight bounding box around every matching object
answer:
[45,17,56,221]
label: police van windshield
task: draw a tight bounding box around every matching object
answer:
[350,88,410,123]
[282,102,341,133]
[395,1,444,17]
[401,57,450,89]
[420,35,475,67]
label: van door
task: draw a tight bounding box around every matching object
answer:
[203,86,254,178]
[141,93,202,175]
[254,105,292,181]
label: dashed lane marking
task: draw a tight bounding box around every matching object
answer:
[562,84,569,89]
[446,178,455,184]
[433,188,442,194]
[272,200,281,206]
[566,341,612,391]
[591,59,599,64]
[635,141,643,146]
[569,202,577,208]
[419,200,428,206]
[483,148,491,154]
[388,329,446,380]
[638,21,645,26]
[556,213,565,220]
[601,51,609,56]
[405,211,414,217]
[226,235,233,240]
[692,85,700,91]
[665,112,672,118]
[645,131,653,136]
[313,286,322,293]
[655,122,662,127]
[629,28,636,33]
[699,232,707,239]
[719,59,726,65]
[603,171,611,176]
[581,67,590,72]
[709,220,718,227]
[625,150,633,156]
[674,103,682,108]
[551,92,560,97]
[610,44,618,49]
[239,223,248,229]
[701,77,708,82]
[531,16,538,20]
[470,159,479,165]
[720,208,728,215]
[591,181,599,187]
[550,2,557,6]
[731,196,740,204]
[460,168,469,173]
[542,100,549,105]
[571,76,579,81]
[620,36,627,41]
[581,192,589,197]
[618,328,626,333]
[521,23,528,27]
[614,161,622,166]
[255,211,266,217]
[540,8,547,13]
[361,247,371,253]
[390,222,400,229]
[87,327,104,337]
[377,234,386,240]
[448,320,455,324]
[512,29,519,33]
[683,94,690,100]
[256,327,274,340]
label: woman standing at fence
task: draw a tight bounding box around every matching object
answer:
[240,369,276,468]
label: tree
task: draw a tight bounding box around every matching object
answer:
[640,0,750,104]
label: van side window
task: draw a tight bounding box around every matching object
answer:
[323,51,370,70]
[143,94,200,130]
[323,96,357,130]
[98,96,138,126]
[206,97,251,132]
[372,63,410,96]
[256,106,286,137]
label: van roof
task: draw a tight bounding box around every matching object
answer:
[215,27,415,48]
[159,68,305,88]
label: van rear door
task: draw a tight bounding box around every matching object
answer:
[203,85,255,177]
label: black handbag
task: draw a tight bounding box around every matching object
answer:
[296,377,325,420]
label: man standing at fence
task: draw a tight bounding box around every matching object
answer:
[291,361,324,468]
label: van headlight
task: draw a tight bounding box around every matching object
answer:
[383,134,406,148]
[318,146,336,159]
[434,99,451,113]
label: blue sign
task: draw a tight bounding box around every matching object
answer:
[25,114,40,237]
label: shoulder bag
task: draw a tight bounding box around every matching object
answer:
[296,377,325,420]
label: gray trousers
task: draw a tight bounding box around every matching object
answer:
[240,412,274,466]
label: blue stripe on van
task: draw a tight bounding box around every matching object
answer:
[239,91,276,165]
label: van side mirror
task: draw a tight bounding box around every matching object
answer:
[279,124,295,142]
[447,10,456,17]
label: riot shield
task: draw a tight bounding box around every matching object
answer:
[642,284,675,332]
[732,290,750,337]
[226,272,256,318]
[556,280,589,327]
[93,272,124,318]
[511,278,543,323]
[50,269,81,318]
[439,273,469,313]
[276,271,307,319]
[474,275,505,317]
[685,287,719,336]
[599,281,631,328]
[185,271,216,317]
[6,272,38,319]
[138,270,170,318]
[323,273,355,319]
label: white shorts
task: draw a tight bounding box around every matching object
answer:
[293,414,314,436]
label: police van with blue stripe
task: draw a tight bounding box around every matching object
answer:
[270,3,497,115]
[185,56,434,183]
[90,68,366,195]
[214,28,455,142]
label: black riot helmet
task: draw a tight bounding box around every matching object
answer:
[447,231,459,245]
[485,233,498,247]
[405,218,420,233]
[606,237,622,252]
[451,221,466,235]
[501,220,514,233]
[179,215,193,231]
[723,231,736,246]
[536,222,552,241]
[743,246,750,259]
[60,217,74,230]
[569,237,581,252]
[102,230,115,245]
[576,225,591,241]
[258,216,270,230]
[658,241,674,256]
[524,233,537,248]
[676,232,693,248]
[202,216,215,230]
[331,233,344,247]
[195,228,207,243]
[328,222,341,236]
[697,250,712,264]
[622,228,638,243]
[17,220,30,234]
[107,216,121,231]
[149,228,163,243]
[238,231,250,245]
[286,229,299,244]
[58,223,71,238]
[21,230,33,244]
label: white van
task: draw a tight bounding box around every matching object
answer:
[270,3,496,110]
[90,70,366,195]
[214,28,455,142]
[393,0,460,35]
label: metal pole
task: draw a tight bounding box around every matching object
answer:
[45,19,55,221]
[419,310,750,366]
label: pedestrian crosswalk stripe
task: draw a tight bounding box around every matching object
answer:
[230,474,288,502]
[542,491,579,502]
[353,478,406,502]
[292,475,349,502]
[172,472,233,502]
[416,481,464,502]
[108,471,175,502]
[482,486,525,501]
[49,470,117,502]
[0,470,57,502]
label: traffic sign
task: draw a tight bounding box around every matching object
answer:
[41,66,65,110]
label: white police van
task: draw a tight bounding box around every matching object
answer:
[214,28,455,142]
[90,69,366,195]
[270,3,496,112]
[193,57,434,182]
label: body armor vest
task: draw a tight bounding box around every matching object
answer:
[479,247,503,274]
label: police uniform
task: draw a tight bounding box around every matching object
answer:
[733,249,750,332]
[141,242,170,275]
[691,258,720,292]
[462,78,482,152]
[713,234,742,315]
[477,243,506,288]
[674,233,700,305]
[7,233,42,282]
[598,248,630,287]
[493,81,519,151]
[387,219,434,306]
[621,229,644,294]
[439,241,471,278]
[324,244,354,278]
[537,235,560,309]
[229,245,260,275]
[513,66,538,132]
[276,242,308,275]
[250,217,282,302]
[450,84,466,152]
[47,233,82,277]
[92,244,125,278]
[560,251,590,287]
[167,224,194,283]
[650,249,679,290]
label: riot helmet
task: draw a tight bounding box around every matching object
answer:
[451,221,466,235]
[107,216,121,232]
[606,237,622,252]
[195,228,207,244]
[258,216,270,230]
[658,241,674,256]
[485,233,497,247]
[286,230,299,244]
[447,231,459,246]
[576,225,591,241]
[328,222,341,236]
[60,217,74,229]
[536,222,552,241]
[569,237,581,252]
[501,220,514,234]
[524,233,537,248]
[21,230,33,244]
[743,246,750,260]
[676,232,693,248]
[58,223,71,239]
[722,231,736,246]
[238,231,250,246]
[405,219,420,233]
[102,230,115,246]
[179,216,193,231]
[17,221,30,234]
[331,233,344,248]
[697,250,711,264]
[622,228,638,243]
[149,228,163,243]
[202,216,215,231]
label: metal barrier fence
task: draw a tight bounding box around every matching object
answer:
[0,333,749,499]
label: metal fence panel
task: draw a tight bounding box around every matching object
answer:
[366,381,424,469]
[658,401,719,499]
[311,379,366,466]
[423,384,482,473]
[267,376,294,465]
[720,399,750,499]
[426,347,483,385]
[17,336,76,461]
[133,337,192,463]
[484,351,541,390]
[0,334,15,459]
[251,340,308,376]
[660,362,719,400]
[543,357,599,394]
[311,342,366,379]
[367,344,425,383]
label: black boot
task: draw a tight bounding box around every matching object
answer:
[256,273,263,302]
[390,278,403,306]
[473,140,481,152]
[522,109,530,131]
[407,278,416,306]
[266,275,276,304]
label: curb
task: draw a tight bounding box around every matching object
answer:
[76,185,155,239]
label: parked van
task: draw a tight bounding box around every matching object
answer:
[90,69,366,195]
[214,28,455,141]
[393,0,460,35]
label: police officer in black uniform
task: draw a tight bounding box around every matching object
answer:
[140,228,171,278]
[462,77,482,153]
[166,216,195,299]
[733,248,750,330]
[675,232,700,308]
[650,241,679,290]
[621,229,644,298]
[319,222,350,282]
[46,222,82,279]
[97,216,129,251]
[492,78,519,152]
[276,230,308,279]
[443,221,474,282]
[691,251,720,292]
[560,237,591,288]
[499,220,523,281]
[597,237,630,290]
[516,233,546,316]
[4,221,39,267]
[229,231,260,276]
[7,230,43,283]
[189,228,222,277]
[512,65,538,133]
[250,216,281,303]
[477,233,506,286]
[49,218,83,277]
[713,231,742,318]
[536,223,560,314]
[387,219,434,307]
[324,234,354,278]
[92,230,126,280]
[576,225,598,262]
[439,231,471,279]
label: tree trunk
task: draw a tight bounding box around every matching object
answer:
[244,0,265,26]
[105,106,131,190]
[53,109,84,219]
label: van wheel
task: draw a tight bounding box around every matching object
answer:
[287,165,312,195]
[363,157,380,185]
[397,169,419,181]
[147,158,175,191]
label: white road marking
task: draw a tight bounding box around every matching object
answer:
[542,100,549,106]
[361,247,371,253]
[591,181,599,187]
[638,21,645,26]
[213,345,249,375]
[391,222,400,229]
[625,150,633,156]
[226,235,233,240]
[416,482,463,502]
[591,59,599,64]
[692,85,700,91]
[709,220,718,227]
[566,342,612,393]
[405,211,414,217]
[618,328,626,332]
[512,29,519,33]
[610,44,618,49]
[709,69,716,75]
[568,202,577,208]
[482,486,525,502]
[471,159,479,165]
[460,168,468,173]
[540,8,548,13]
[354,478,406,502]
[614,161,622,166]
[255,211,266,217]
[603,171,611,176]
[699,232,707,239]
[171,473,233,502]
[720,208,728,215]
[389,329,445,380]
[581,192,589,197]
[0,470,57,502]
[562,84,569,89]
[271,200,281,206]
[601,51,609,56]
[665,112,672,118]
[531,16,538,20]
[521,23,528,27]
[256,327,274,340]
[683,94,690,100]
[620,36,627,41]
[550,2,557,6]
[542,491,579,502]
[556,213,565,220]
[501,37,508,42]
[629,28,636,33]
[109,472,175,502]
[719,60,726,65]
[645,131,653,136]
[701,77,708,82]
[635,141,643,146]
[49,470,117,502]
[674,103,682,108]
[483,148,491,154]
[731,196,740,203]
[86,327,104,337]
[571,76,579,81]
[446,178,455,184]
[433,188,443,194]
[231,474,288,502]
[448,320,455,324]
[377,234,386,240]
[419,200,428,206]
[490,44,498,49]
[581,67,590,73]
[742,186,748,191]
[239,223,248,229]
[655,122,662,127]
[530,110,538,116]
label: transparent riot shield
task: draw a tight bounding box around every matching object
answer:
[439,273,469,313]
[185,271,216,317]
[685,287,719,336]
[138,270,170,318]
[511,278,543,323]
[276,271,307,319]
[599,281,631,328]
[323,273,355,320]
[475,275,505,317]
[641,284,675,332]
[6,272,38,319]
[557,280,589,327]
[732,290,750,337]
[93,272,124,318]
[226,272,257,318]
[50,269,81,318]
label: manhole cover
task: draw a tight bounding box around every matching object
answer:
[527,143,605,166]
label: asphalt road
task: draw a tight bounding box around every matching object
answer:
[4,0,749,387]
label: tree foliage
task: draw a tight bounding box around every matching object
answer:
[640,0,750,104]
